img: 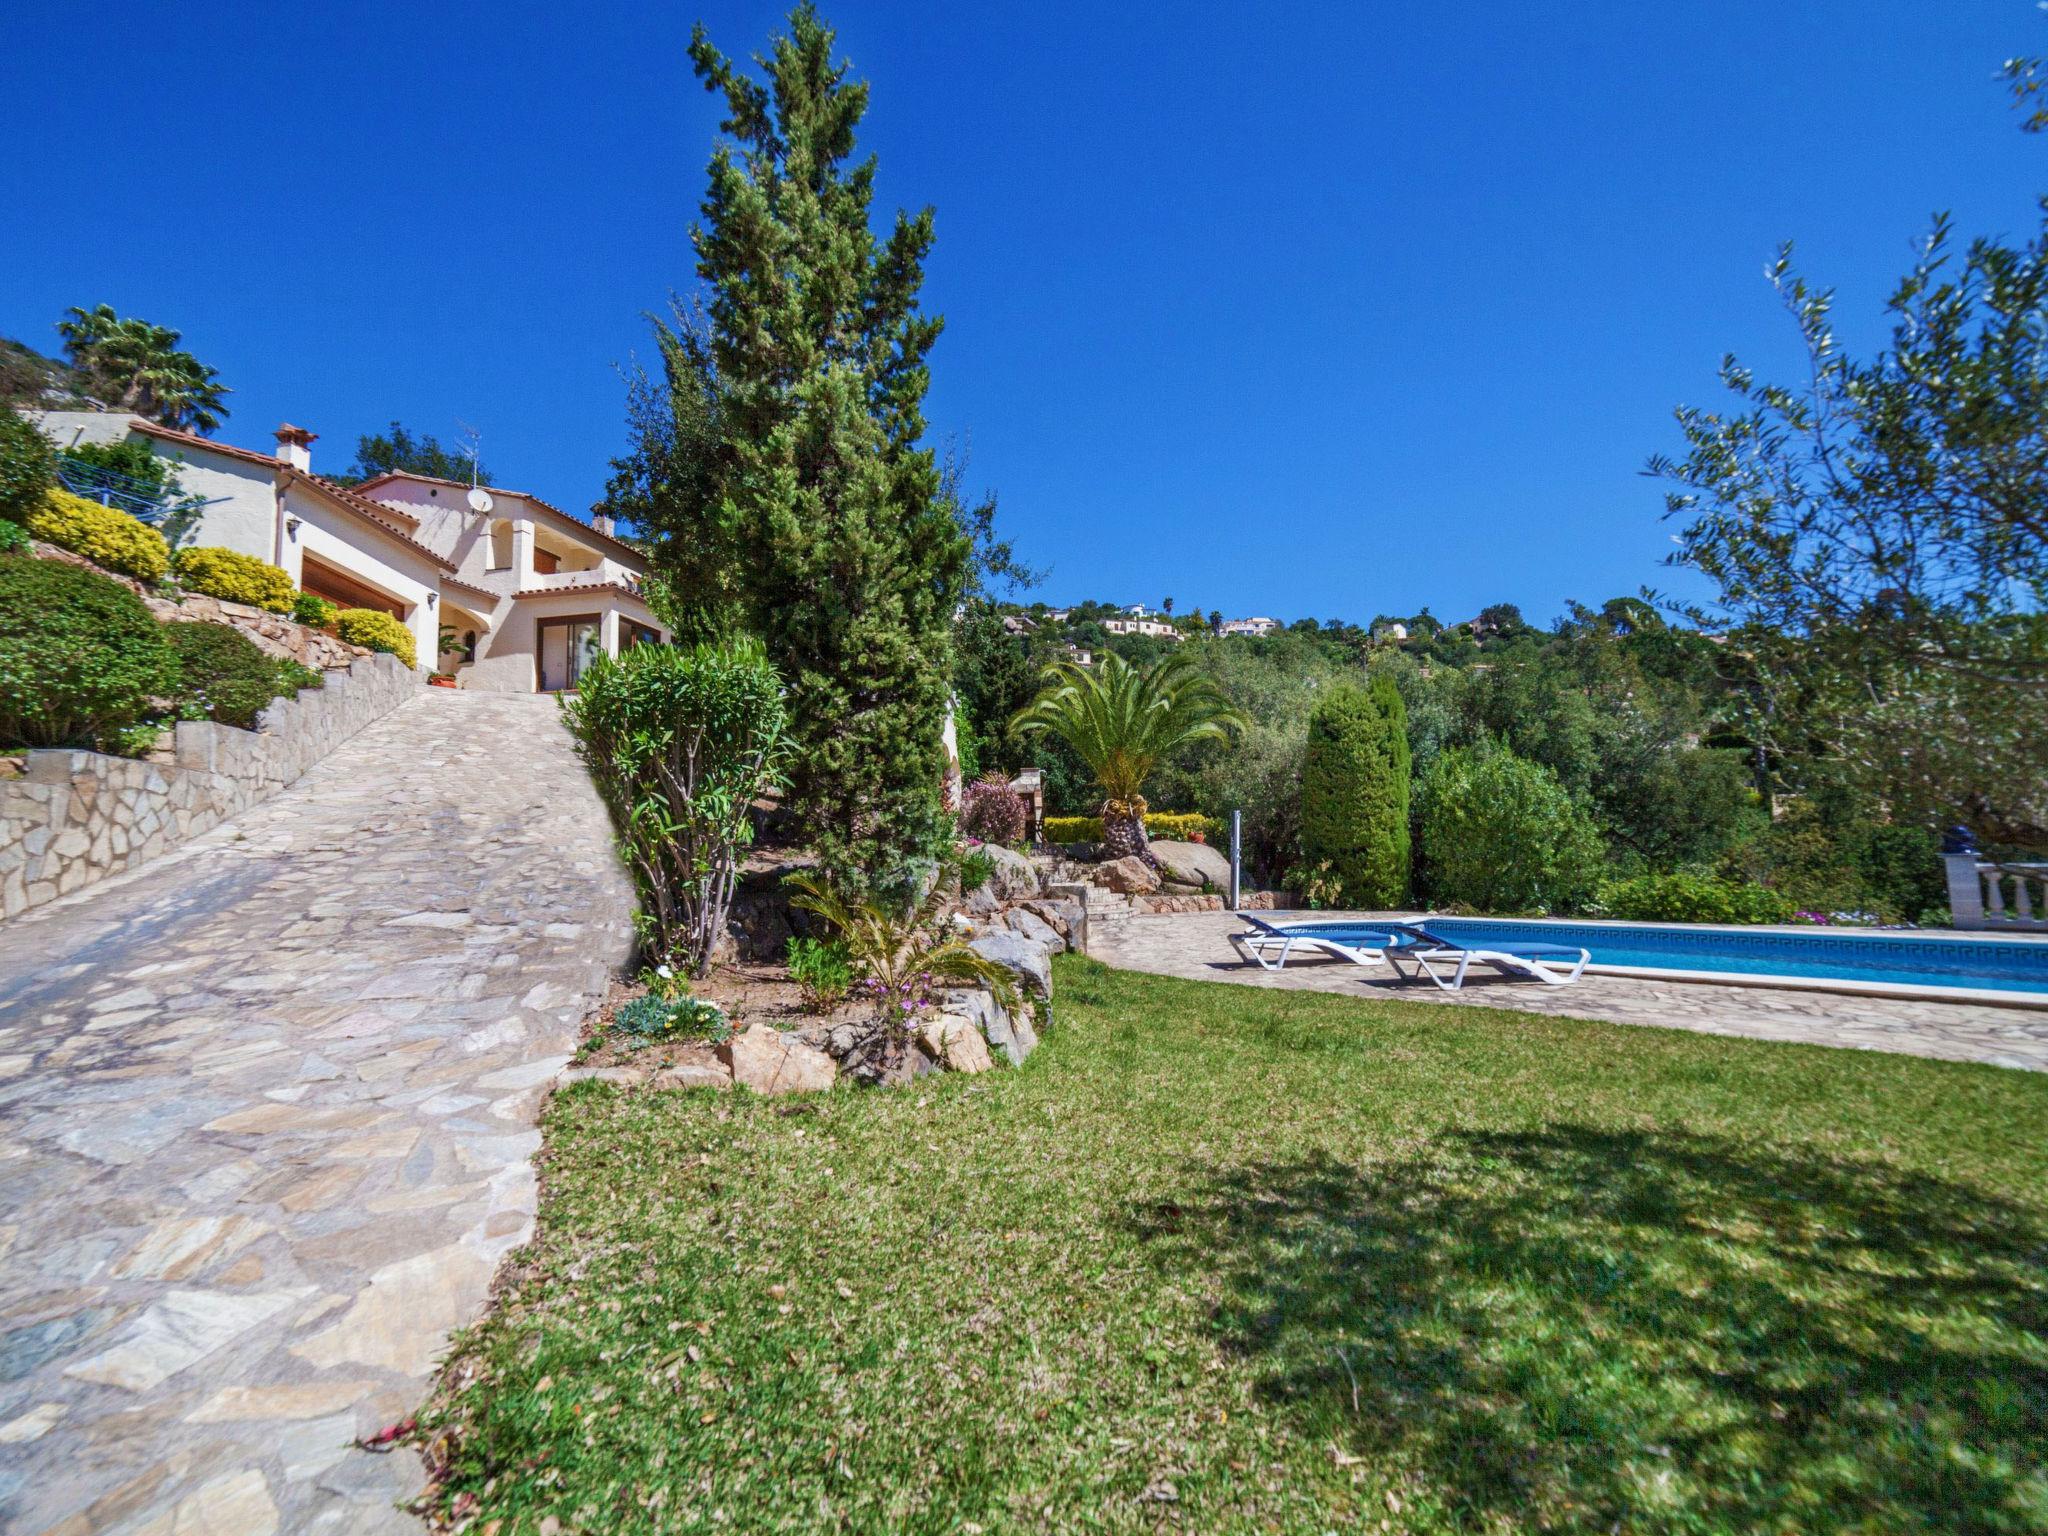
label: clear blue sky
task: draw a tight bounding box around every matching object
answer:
[3,2,2040,626]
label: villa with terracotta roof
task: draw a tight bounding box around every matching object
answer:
[28,412,667,691]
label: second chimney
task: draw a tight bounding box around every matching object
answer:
[274,423,318,473]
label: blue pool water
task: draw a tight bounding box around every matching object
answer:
[1421,917,2048,996]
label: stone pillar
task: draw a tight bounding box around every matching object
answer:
[601,609,621,658]
[1942,827,1986,929]
[1008,767,1043,843]
[510,519,536,580]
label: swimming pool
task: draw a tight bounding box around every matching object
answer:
[1420,916,2048,1000]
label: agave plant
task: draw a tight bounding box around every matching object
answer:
[785,866,1022,1061]
[1010,652,1246,861]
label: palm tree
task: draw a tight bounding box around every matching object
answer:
[56,305,230,433]
[1011,651,1245,861]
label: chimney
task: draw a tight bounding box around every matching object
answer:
[274,423,317,473]
[590,504,616,538]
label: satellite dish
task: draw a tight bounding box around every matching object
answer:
[467,487,494,515]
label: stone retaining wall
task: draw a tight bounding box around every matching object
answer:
[1,653,417,919]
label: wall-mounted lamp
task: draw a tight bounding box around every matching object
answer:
[285,517,302,540]
[426,592,438,609]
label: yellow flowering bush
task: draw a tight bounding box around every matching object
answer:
[172,546,296,614]
[21,489,169,582]
[1043,811,1222,844]
[334,608,416,668]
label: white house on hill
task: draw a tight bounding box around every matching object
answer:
[30,412,666,692]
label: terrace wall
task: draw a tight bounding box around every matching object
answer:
[0,653,416,920]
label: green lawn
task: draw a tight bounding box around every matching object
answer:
[422,958,2048,1534]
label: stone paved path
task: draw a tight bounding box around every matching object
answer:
[0,692,633,1535]
[1094,912,2048,1073]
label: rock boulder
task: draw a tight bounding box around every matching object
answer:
[1092,856,1160,895]
[1002,905,1063,952]
[719,1027,838,1095]
[1149,839,1230,893]
[975,843,1040,903]
[968,930,1053,999]
[918,1013,995,1074]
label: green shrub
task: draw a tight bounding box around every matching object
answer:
[22,488,169,581]
[1418,745,1605,914]
[562,640,790,974]
[0,412,55,524]
[616,974,731,1044]
[1597,871,1795,925]
[0,556,179,749]
[292,592,337,628]
[0,519,27,556]
[334,608,416,668]
[172,546,296,613]
[161,621,314,730]
[1282,857,1348,911]
[786,936,855,1012]
[59,437,172,498]
[959,847,997,893]
[1299,675,1411,907]
[1043,811,1222,844]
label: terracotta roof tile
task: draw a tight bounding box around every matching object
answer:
[513,576,648,601]
[285,470,460,573]
[125,418,284,471]
[440,574,501,603]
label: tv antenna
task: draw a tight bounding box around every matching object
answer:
[454,421,492,515]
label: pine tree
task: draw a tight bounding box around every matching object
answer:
[1299,675,1412,906]
[646,6,971,895]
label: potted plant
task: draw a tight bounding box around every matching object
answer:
[428,671,459,689]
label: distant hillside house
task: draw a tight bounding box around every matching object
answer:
[1102,617,1182,641]
[29,411,666,692]
[1219,616,1278,637]
[1001,613,1038,634]
[1375,621,1410,641]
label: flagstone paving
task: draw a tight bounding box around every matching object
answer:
[1093,911,2048,1073]
[0,691,634,1535]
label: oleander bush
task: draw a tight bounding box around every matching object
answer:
[172,546,296,614]
[21,488,170,581]
[334,608,416,668]
[1418,745,1605,915]
[0,411,55,524]
[562,640,790,974]
[1596,871,1796,925]
[160,621,319,730]
[959,774,1027,844]
[0,557,179,749]
[1043,811,1222,845]
[292,592,337,628]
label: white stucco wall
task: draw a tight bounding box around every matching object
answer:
[460,589,665,693]
[29,411,278,560]
[276,483,441,667]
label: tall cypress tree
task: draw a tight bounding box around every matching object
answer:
[1300,675,1412,906]
[648,6,971,895]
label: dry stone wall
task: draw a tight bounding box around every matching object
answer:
[1,654,417,919]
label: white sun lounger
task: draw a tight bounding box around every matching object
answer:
[1229,914,1404,972]
[1381,923,1590,991]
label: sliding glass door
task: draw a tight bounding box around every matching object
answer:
[536,616,603,692]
